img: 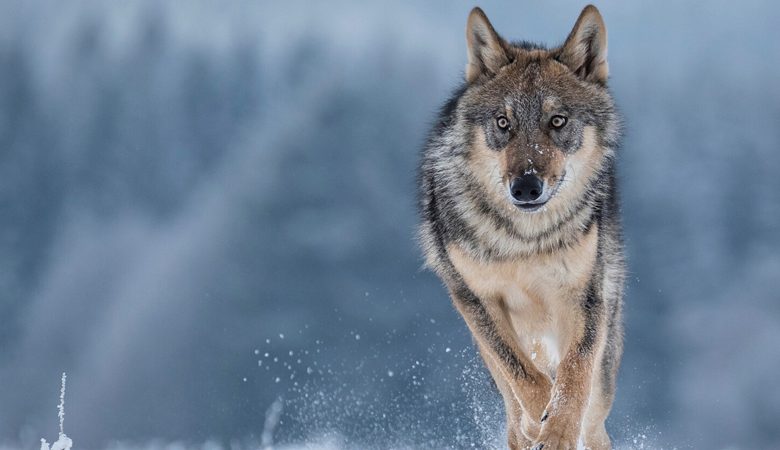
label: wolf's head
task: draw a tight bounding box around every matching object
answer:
[453,5,619,214]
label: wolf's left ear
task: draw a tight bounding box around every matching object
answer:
[465,7,511,83]
[557,5,608,85]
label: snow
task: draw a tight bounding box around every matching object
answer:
[260,398,284,449]
[20,366,667,450]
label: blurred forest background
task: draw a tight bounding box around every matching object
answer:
[1,1,779,449]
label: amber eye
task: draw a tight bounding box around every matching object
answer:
[496,116,510,131]
[550,115,567,129]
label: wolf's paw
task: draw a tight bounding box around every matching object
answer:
[530,423,579,450]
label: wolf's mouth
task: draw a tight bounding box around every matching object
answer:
[514,201,546,212]
[509,171,566,213]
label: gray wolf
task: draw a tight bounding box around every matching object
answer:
[418,5,624,449]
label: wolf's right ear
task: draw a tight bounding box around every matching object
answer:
[465,8,511,83]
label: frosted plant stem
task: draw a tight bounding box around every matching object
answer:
[41,372,73,450]
[58,372,67,436]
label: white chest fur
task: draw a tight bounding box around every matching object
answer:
[447,227,598,376]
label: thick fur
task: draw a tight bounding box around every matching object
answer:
[418,6,624,450]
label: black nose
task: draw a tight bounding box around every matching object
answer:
[510,175,544,202]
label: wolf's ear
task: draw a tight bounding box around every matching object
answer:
[557,5,608,85]
[465,7,511,83]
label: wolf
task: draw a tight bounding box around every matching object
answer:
[418,5,624,450]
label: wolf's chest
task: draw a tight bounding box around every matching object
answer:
[446,227,598,372]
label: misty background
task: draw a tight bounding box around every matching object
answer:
[1,0,779,449]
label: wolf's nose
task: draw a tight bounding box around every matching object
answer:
[510,175,544,202]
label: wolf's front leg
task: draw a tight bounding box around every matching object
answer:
[446,281,553,444]
[530,350,595,450]
[532,291,605,450]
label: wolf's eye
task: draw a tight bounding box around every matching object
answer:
[550,115,567,129]
[496,116,510,131]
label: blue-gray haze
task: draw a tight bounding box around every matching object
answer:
[0,1,778,448]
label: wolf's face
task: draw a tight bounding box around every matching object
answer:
[457,7,618,214]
